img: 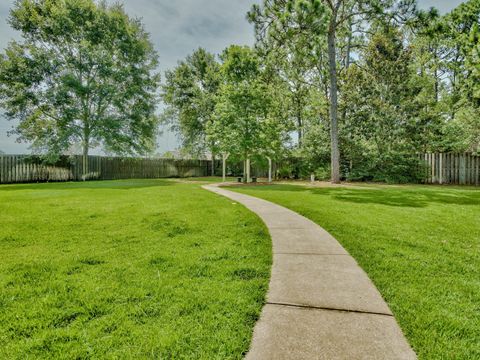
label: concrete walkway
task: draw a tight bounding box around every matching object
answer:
[203,184,416,360]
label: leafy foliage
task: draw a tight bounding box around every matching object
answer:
[0,0,160,166]
[207,46,287,163]
[340,25,427,182]
[159,1,478,183]
[161,48,220,156]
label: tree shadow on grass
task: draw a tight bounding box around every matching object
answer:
[236,184,480,208]
[0,179,174,191]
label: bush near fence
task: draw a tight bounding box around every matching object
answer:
[268,153,479,186]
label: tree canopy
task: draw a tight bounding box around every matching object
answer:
[162,48,220,157]
[208,46,278,160]
[0,0,160,176]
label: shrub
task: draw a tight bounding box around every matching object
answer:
[277,164,294,179]
[314,165,331,181]
[347,152,426,184]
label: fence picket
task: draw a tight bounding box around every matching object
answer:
[420,152,479,186]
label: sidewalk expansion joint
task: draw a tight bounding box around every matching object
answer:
[269,227,313,230]
[267,301,394,317]
[274,252,349,256]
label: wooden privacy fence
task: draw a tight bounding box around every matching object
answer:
[0,155,215,184]
[2,153,479,185]
[422,153,479,185]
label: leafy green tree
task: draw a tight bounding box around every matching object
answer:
[0,0,160,177]
[248,0,413,183]
[467,23,480,105]
[341,25,427,182]
[437,0,480,119]
[448,21,480,153]
[161,48,220,173]
[258,30,327,150]
[207,46,284,181]
[418,0,480,153]
[395,1,480,154]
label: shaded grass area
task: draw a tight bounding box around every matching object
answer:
[0,179,271,359]
[231,183,480,359]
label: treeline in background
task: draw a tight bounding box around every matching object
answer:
[162,0,480,183]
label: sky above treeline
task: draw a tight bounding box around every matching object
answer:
[0,0,466,155]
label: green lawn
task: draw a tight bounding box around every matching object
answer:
[231,183,480,359]
[0,179,271,359]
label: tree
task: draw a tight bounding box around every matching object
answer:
[207,45,284,182]
[425,0,480,122]
[414,0,480,153]
[449,20,480,153]
[249,0,405,183]
[259,33,324,149]
[341,24,430,182]
[467,23,480,105]
[248,0,335,179]
[161,48,220,174]
[0,0,160,178]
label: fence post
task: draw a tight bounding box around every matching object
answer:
[432,153,436,183]
[459,153,466,185]
[0,155,3,184]
[439,153,443,185]
[475,155,479,186]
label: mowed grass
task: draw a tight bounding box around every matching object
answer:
[0,179,271,359]
[231,183,480,359]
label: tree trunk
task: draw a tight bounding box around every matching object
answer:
[82,140,89,181]
[296,95,303,147]
[433,47,439,103]
[267,157,272,183]
[342,23,353,168]
[327,18,341,184]
[211,153,215,176]
[81,120,90,181]
[345,20,353,69]
[222,153,229,182]
[246,158,251,183]
[297,112,303,148]
[243,159,247,183]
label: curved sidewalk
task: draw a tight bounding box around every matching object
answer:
[203,184,416,360]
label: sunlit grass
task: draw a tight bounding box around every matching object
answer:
[0,179,271,359]
[231,183,480,359]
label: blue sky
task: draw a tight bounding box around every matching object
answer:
[0,0,466,154]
